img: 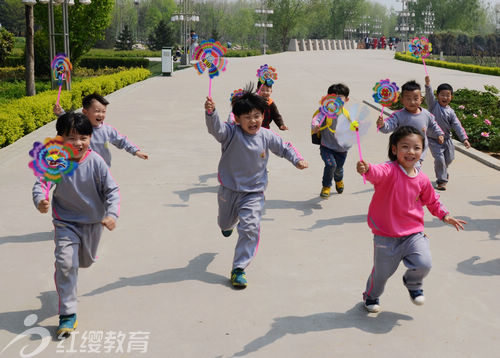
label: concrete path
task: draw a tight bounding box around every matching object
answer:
[1,50,499,357]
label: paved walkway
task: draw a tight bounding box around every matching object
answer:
[1,50,499,357]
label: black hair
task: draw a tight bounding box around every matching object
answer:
[327,83,349,97]
[257,81,272,89]
[401,80,421,95]
[437,83,453,95]
[388,126,425,161]
[231,83,268,116]
[56,112,93,137]
[82,93,109,109]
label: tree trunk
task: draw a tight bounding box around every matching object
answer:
[25,5,36,97]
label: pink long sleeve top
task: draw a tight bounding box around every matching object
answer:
[365,161,449,237]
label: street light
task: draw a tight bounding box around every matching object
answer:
[170,0,199,65]
[422,3,435,35]
[495,4,500,33]
[255,3,273,55]
[22,0,92,95]
[395,0,416,51]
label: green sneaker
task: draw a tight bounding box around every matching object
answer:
[230,268,247,288]
[221,229,233,237]
[57,314,78,338]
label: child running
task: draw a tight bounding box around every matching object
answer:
[356,126,466,313]
[311,83,352,198]
[33,112,120,337]
[54,93,148,167]
[204,85,307,288]
[257,81,288,131]
[377,80,445,161]
[424,76,471,190]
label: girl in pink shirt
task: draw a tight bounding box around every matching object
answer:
[356,126,466,313]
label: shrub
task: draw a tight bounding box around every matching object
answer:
[78,56,149,69]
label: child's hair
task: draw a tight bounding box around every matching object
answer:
[257,81,272,90]
[401,80,421,95]
[56,112,93,136]
[388,126,425,161]
[232,83,268,116]
[437,83,453,95]
[82,93,109,109]
[327,83,349,97]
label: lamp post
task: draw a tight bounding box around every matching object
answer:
[171,0,199,66]
[255,3,273,55]
[422,3,435,35]
[22,0,92,95]
[495,4,500,33]
[394,0,416,51]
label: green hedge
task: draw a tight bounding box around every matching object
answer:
[394,52,500,76]
[4,56,24,67]
[0,67,151,148]
[0,66,25,81]
[87,49,162,57]
[226,49,263,57]
[78,56,150,69]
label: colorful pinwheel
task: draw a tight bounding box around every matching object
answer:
[230,88,245,103]
[319,94,344,122]
[51,54,72,106]
[193,39,228,97]
[29,136,78,199]
[373,79,400,132]
[409,37,433,75]
[256,64,278,86]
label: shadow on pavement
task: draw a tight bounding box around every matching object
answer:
[298,214,367,231]
[425,216,500,240]
[0,231,52,246]
[264,196,324,217]
[456,256,500,276]
[469,195,500,207]
[229,303,412,357]
[83,253,229,296]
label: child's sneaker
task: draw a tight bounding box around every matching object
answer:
[320,186,331,198]
[436,182,446,191]
[230,268,247,288]
[221,229,233,237]
[57,314,78,338]
[335,180,344,194]
[364,298,381,313]
[408,289,425,305]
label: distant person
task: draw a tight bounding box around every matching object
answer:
[357,126,466,313]
[311,83,351,198]
[204,85,307,288]
[376,80,445,162]
[54,93,149,167]
[257,81,288,131]
[424,76,470,190]
[33,112,120,337]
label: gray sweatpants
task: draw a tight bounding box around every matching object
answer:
[217,186,264,270]
[363,232,432,301]
[428,137,454,184]
[53,220,103,315]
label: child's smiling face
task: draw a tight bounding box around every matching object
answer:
[82,99,107,127]
[259,85,272,100]
[62,129,91,161]
[234,109,264,135]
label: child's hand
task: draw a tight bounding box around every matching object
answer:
[37,200,50,213]
[311,125,320,134]
[443,215,467,231]
[53,104,63,116]
[356,160,370,175]
[205,97,215,113]
[279,124,289,131]
[425,76,430,86]
[376,116,384,129]
[135,151,149,160]
[102,216,116,231]
[438,135,444,144]
[463,139,471,149]
[296,160,308,170]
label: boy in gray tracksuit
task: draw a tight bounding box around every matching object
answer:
[377,80,445,161]
[54,93,149,167]
[425,76,470,190]
[204,86,308,288]
[33,112,120,338]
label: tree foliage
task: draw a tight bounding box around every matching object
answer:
[147,20,175,50]
[0,0,24,36]
[0,27,15,65]
[116,25,134,50]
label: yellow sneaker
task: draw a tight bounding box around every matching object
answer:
[320,186,331,198]
[335,180,344,194]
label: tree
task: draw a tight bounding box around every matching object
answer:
[147,20,175,50]
[0,0,24,36]
[0,27,15,66]
[268,0,306,51]
[116,25,134,50]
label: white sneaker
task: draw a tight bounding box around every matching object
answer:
[409,290,425,305]
[364,298,381,313]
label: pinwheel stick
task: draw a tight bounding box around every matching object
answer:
[355,129,366,184]
[377,106,385,133]
[423,59,429,76]
[208,77,212,98]
[44,181,51,200]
